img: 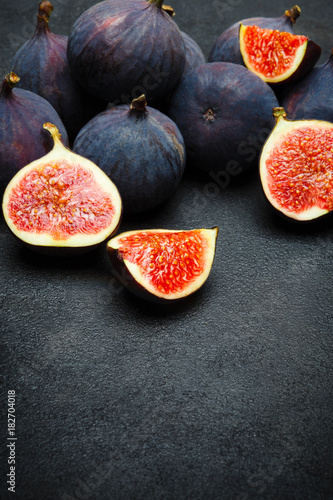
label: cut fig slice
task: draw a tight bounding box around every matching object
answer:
[239,24,321,84]
[107,228,218,302]
[260,107,333,221]
[2,123,122,254]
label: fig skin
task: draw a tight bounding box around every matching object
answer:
[67,0,186,105]
[280,49,333,122]
[107,228,219,304]
[208,5,301,65]
[168,62,279,175]
[0,72,69,187]
[73,95,186,214]
[181,31,206,75]
[11,1,107,143]
[2,123,123,256]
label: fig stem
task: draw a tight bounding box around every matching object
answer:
[43,123,64,147]
[162,5,175,17]
[284,5,301,23]
[5,72,20,89]
[149,0,165,8]
[129,94,148,118]
[273,107,287,120]
[38,1,53,21]
[0,73,20,97]
[36,1,53,34]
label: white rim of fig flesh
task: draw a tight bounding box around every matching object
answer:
[260,113,333,221]
[107,228,218,300]
[239,24,308,83]
[2,123,122,248]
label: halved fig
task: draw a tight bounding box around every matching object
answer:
[239,24,321,84]
[208,5,301,65]
[107,228,218,302]
[260,107,333,221]
[2,123,122,254]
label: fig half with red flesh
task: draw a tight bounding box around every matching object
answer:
[107,228,218,302]
[2,123,122,254]
[239,24,321,84]
[208,5,301,65]
[260,108,333,221]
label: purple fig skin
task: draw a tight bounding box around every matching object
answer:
[181,31,206,75]
[0,73,69,186]
[73,95,186,214]
[67,0,186,105]
[280,50,333,121]
[208,5,301,65]
[11,1,107,143]
[168,62,279,175]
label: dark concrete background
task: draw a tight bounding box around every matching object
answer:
[1,1,333,499]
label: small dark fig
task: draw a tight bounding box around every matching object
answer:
[107,227,218,303]
[11,1,107,143]
[239,24,321,85]
[181,31,206,75]
[260,107,333,222]
[67,0,186,105]
[73,95,186,214]
[2,123,122,255]
[168,62,279,175]
[208,5,301,64]
[280,49,333,122]
[0,72,69,187]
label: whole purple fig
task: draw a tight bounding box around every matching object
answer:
[11,1,107,143]
[73,95,186,214]
[168,62,279,175]
[0,72,68,186]
[280,49,333,122]
[208,5,301,65]
[67,0,186,105]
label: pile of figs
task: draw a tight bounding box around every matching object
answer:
[1,0,333,302]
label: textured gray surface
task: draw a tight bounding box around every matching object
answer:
[1,1,333,499]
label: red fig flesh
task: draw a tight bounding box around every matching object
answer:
[239,25,321,84]
[260,108,333,221]
[2,124,122,253]
[107,228,218,302]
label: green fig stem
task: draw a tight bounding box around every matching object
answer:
[129,94,148,119]
[285,5,301,23]
[43,122,64,148]
[0,72,20,98]
[149,0,164,8]
[273,107,287,121]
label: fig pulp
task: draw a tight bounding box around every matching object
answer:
[73,95,186,214]
[2,123,122,253]
[208,5,301,65]
[67,0,186,105]
[107,228,218,302]
[11,1,106,143]
[260,108,333,221]
[239,25,321,84]
[168,62,279,174]
[0,72,69,187]
[281,49,333,122]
